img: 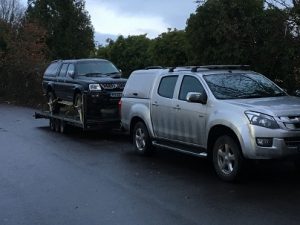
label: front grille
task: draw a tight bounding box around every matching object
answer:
[284,137,300,147]
[279,115,300,130]
[101,83,126,90]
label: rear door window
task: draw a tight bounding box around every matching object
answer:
[158,76,178,99]
[58,64,68,77]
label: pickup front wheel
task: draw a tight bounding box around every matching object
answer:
[212,135,243,182]
[133,122,152,155]
[47,91,59,114]
[74,93,83,122]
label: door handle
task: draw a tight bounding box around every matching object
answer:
[173,105,181,110]
[152,101,159,106]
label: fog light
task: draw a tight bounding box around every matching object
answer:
[256,138,273,147]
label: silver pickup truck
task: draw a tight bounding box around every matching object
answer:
[120,65,300,181]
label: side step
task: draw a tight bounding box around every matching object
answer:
[152,141,207,158]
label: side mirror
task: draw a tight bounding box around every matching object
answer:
[186,92,207,104]
[67,71,75,79]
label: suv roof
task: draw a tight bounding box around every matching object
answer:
[50,58,110,64]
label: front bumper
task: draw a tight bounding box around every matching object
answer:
[85,91,121,119]
[241,125,300,159]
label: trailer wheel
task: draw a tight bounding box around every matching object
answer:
[54,119,61,132]
[60,121,68,134]
[49,118,55,131]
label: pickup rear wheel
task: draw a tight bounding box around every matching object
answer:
[133,122,152,155]
[212,135,243,182]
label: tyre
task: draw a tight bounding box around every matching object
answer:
[60,121,69,134]
[133,122,152,155]
[47,91,59,114]
[74,93,83,121]
[49,118,55,131]
[54,119,61,132]
[212,135,244,182]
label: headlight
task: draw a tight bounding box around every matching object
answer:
[89,84,101,91]
[245,111,279,129]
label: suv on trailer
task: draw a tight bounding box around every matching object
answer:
[120,65,300,181]
[42,58,126,120]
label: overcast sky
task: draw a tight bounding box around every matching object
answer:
[21,0,197,44]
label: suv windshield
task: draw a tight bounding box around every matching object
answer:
[203,73,287,99]
[76,61,120,77]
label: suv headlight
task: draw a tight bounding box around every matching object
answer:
[245,111,279,129]
[89,84,102,91]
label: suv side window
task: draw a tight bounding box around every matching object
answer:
[66,64,75,77]
[44,62,60,77]
[179,76,205,101]
[59,64,68,77]
[158,76,178,99]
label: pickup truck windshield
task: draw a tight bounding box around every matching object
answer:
[203,73,287,99]
[76,61,120,77]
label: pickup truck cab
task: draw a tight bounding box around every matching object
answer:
[120,66,300,181]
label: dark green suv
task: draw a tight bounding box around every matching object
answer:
[42,58,127,119]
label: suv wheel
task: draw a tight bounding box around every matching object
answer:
[47,91,59,114]
[212,135,243,182]
[133,122,152,155]
[74,93,83,122]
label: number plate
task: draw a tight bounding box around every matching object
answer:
[110,92,122,98]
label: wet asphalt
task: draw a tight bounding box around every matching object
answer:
[0,103,300,225]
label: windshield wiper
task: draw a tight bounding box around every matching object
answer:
[105,72,121,78]
[274,92,287,97]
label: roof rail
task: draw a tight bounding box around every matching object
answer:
[145,66,164,70]
[51,59,62,63]
[169,66,196,72]
[191,65,250,72]
[169,67,176,72]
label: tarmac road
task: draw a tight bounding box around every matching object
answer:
[1,103,300,225]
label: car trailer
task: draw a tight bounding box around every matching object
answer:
[34,94,120,133]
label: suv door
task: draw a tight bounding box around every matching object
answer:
[55,63,69,99]
[172,75,207,146]
[64,64,76,101]
[151,75,179,139]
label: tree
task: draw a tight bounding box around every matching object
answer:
[26,0,94,59]
[96,35,152,76]
[0,19,48,104]
[187,0,266,65]
[186,0,298,90]
[149,29,188,67]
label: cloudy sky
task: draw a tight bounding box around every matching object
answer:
[21,0,197,44]
[87,0,197,44]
